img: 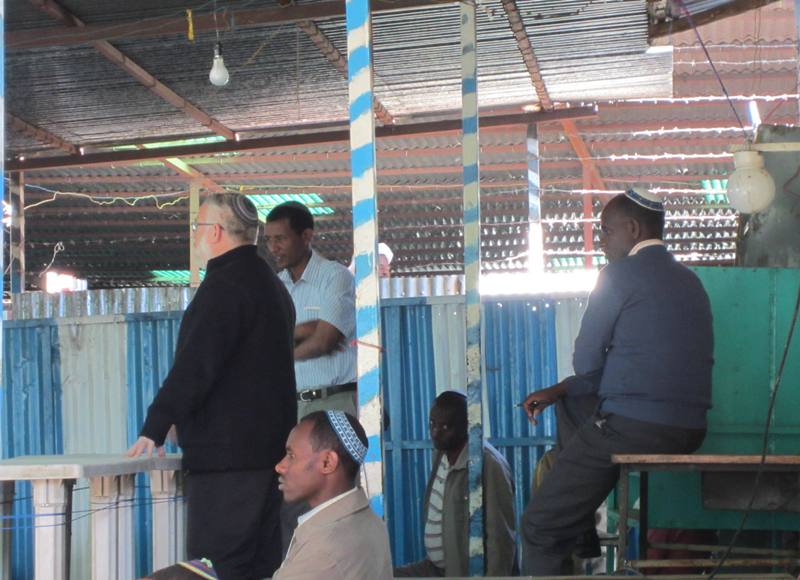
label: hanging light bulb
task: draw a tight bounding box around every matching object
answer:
[726,149,775,214]
[209,42,229,87]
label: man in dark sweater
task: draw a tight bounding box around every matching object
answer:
[128,194,297,580]
[519,189,714,576]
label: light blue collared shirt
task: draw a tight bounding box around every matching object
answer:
[278,249,357,390]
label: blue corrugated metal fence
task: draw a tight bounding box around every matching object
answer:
[1,297,564,577]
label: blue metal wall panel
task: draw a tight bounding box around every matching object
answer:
[484,299,558,538]
[1,298,563,575]
[2,320,63,580]
[382,302,437,565]
[382,297,560,566]
[125,312,182,578]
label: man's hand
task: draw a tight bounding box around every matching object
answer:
[294,320,345,361]
[294,320,319,346]
[520,382,568,425]
[126,436,165,458]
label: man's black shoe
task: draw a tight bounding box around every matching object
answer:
[574,528,602,559]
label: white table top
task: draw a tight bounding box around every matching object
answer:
[0,453,183,480]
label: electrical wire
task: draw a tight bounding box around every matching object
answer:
[673,0,749,140]
[39,241,65,276]
[22,185,189,211]
[707,285,800,579]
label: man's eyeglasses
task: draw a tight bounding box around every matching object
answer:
[191,221,224,232]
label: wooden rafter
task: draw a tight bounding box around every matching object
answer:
[29,0,236,140]
[9,107,597,171]
[9,0,457,49]
[296,18,395,126]
[500,0,607,190]
[7,114,79,155]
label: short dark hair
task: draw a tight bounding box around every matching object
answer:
[608,193,665,239]
[433,390,467,414]
[302,411,367,482]
[266,201,314,236]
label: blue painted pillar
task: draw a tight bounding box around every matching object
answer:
[1,2,5,364]
[461,3,485,575]
[345,0,384,516]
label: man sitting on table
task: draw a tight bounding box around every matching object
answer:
[273,411,393,579]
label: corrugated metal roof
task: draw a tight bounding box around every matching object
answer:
[5,0,796,286]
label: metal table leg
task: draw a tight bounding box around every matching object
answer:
[616,466,629,571]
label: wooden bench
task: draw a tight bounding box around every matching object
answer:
[610,454,800,572]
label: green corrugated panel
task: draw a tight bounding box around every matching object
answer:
[246,193,333,219]
[648,267,800,530]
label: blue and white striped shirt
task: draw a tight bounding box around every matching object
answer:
[278,249,357,390]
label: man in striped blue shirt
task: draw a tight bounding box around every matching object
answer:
[266,202,357,419]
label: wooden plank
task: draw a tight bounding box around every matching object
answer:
[612,454,800,465]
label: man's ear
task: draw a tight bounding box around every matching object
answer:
[320,450,340,475]
[628,218,641,240]
[301,228,314,246]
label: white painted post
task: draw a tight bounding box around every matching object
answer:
[461,3,485,575]
[345,0,384,515]
[189,180,201,287]
[116,474,135,579]
[150,469,185,569]
[31,479,69,580]
[90,475,120,580]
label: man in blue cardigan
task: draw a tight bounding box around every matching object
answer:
[519,189,714,576]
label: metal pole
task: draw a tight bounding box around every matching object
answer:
[9,173,24,293]
[345,0,384,515]
[527,124,545,274]
[189,181,200,288]
[582,173,595,268]
[461,3,485,574]
[0,4,6,499]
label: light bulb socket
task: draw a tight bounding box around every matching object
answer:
[214,42,223,58]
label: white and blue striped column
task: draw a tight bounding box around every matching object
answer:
[0,4,6,576]
[461,3,485,575]
[345,0,384,516]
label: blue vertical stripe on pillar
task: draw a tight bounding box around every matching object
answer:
[460,3,484,575]
[345,0,385,516]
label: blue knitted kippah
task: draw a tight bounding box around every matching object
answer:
[325,410,367,464]
[625,188,665,212]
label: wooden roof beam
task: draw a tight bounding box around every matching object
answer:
[296,18,395,126]
[29,0,236,141]
[500,0,607,190]
[9,107,596,171]
[10,0,457,49]
[7,114,79,155]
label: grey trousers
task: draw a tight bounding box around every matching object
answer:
[521,407,706,576]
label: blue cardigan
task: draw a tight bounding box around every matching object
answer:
[566,245,714,429]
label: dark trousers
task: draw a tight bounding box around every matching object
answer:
[186,469,283,580]
[521,404,706,576]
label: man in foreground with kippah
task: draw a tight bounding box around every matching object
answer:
[519,189,715,576]
[274,411,393,579]
[128,193,297,579]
